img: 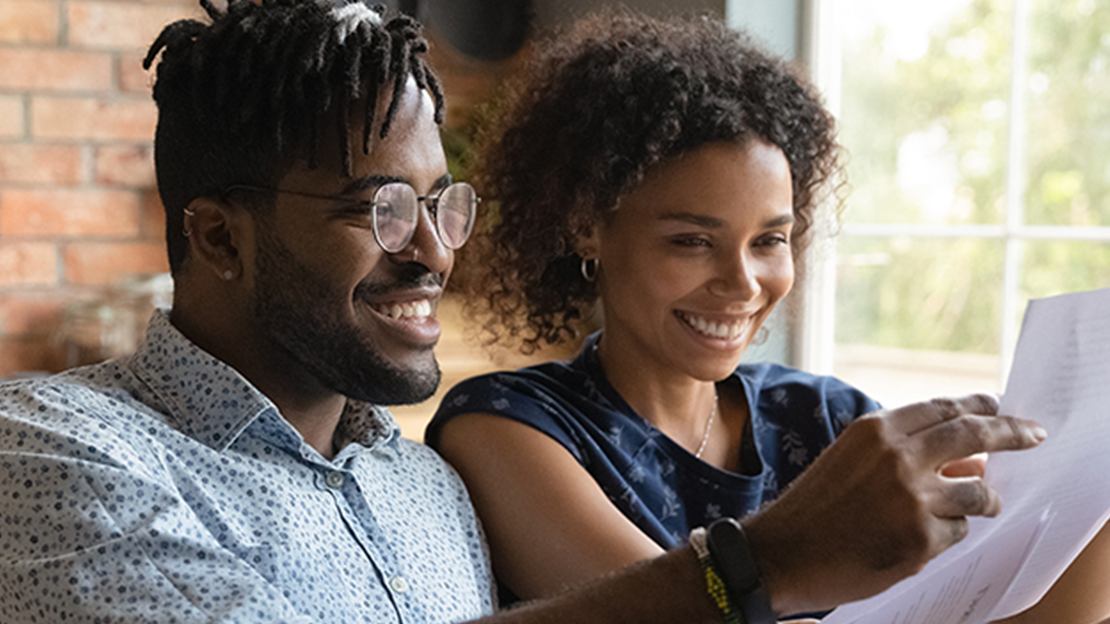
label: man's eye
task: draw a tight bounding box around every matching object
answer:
[345,201,376,216]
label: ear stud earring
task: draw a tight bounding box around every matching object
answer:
[222,270,234,281]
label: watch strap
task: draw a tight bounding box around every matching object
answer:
[706,518,776,624]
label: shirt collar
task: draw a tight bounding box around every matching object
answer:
[129,310,400,453]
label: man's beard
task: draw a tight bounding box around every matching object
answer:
[251,227,441,405]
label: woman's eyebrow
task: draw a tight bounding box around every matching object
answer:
[656,211,795,228]
[764,213,795,228]
[658,212,726,228]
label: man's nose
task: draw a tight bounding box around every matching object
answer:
[389,204,452,274]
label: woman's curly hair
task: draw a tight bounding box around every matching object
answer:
[461,9,843,353]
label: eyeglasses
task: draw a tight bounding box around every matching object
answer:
[223,182,479,254]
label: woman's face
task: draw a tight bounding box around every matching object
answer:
[585,140,795,382]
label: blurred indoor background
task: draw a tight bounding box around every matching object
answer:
[2,0,1107,438]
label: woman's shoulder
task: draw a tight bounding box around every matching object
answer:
[733,361,881,417]
[425,358,601,449]
[439,359,587,409]
[735,361,849,388]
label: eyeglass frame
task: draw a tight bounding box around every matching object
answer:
[220,182,480,254]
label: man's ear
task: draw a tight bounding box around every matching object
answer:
[182,196,250,282]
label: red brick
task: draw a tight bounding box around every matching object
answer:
[0,292,67,336]
[95,144,154,187]
[0,143,84,184]
[1,188,140,237]
[0,335,56,376]
[68,2,200,50]
[0,49,111,91]
[0,96,24,138]
[139,188,166,241]
[0,242,57,286]
[64,242,168,284]
[117,52,153,95]
[32,97,156,141]
[0,0,59,44]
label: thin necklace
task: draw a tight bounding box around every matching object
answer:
[695,390,719,459]
[590,338,718,459]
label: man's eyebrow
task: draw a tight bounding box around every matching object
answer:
[657,211,796,228]
[340,172,453,195]
[342,174,402,195]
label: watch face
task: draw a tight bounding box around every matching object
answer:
[707,519,777,623]
[709,519,762,589]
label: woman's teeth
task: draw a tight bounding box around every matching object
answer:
[375,300,432,320]
[678,312,745,340]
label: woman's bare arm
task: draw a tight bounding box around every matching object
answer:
[991,520,1110,624]
[437,413,666,600]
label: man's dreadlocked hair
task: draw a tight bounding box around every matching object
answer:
[144,0,445,273]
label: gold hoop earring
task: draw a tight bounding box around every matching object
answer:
[580,257,598,283]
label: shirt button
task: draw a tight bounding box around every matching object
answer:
[325,471,345,489]
[389,576,410,593]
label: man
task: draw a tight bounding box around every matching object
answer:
[0,1,1044,623]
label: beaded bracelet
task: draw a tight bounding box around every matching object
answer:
[689,527,745,624]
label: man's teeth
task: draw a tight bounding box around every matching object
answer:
[377,300,432,320]
[679,312,745,340]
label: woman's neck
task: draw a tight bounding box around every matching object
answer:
[595,334,718,443]
[594,331,750,470]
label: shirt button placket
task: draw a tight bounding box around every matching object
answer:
[325,470,345,489]
[389,576,410,594]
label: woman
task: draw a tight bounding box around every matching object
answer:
[426,10,1110,622]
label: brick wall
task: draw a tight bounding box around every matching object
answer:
[0,0,203,375]
[0,1,512,377]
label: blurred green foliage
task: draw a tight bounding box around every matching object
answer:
[836,0,1110,354]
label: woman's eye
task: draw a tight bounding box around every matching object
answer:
[671,236,711,248]
[756,234,790,248]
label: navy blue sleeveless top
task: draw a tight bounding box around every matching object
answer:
[426,332,881,548]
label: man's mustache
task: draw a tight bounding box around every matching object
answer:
[354,263,444,299]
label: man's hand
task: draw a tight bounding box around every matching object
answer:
[741,393,1045,615]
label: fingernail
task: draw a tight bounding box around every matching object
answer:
[1031,426,1048,442]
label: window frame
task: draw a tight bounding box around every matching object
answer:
[798,0,1110,389]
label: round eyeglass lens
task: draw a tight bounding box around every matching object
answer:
[373,183,418,253]
[437,183,476,249]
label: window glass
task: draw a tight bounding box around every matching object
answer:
[1022,240,1110,298]
[835,236,1004,353]
[839,0,1012,226]
[833,236,1006,406]
[828,0,1110,407]
[1024,0,1110,226]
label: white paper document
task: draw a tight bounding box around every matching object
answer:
[821,287,1110,624]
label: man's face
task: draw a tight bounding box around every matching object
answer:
[245,81,453,405]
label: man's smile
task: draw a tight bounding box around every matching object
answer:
[371,298,433,320]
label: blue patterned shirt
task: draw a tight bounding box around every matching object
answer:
[427,332,881,549]
[0,311,494,624]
